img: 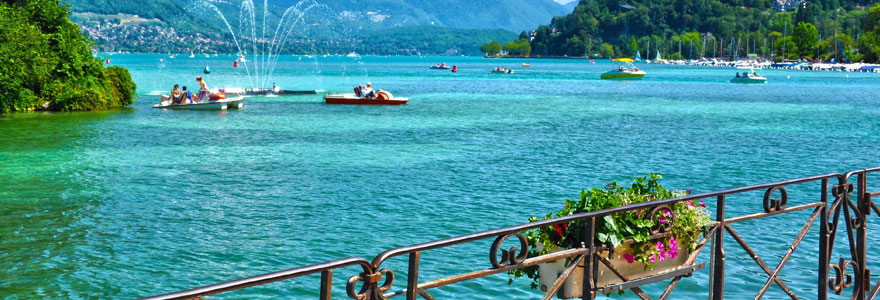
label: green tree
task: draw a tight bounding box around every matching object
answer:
[599,43,614,58]
[626,36,638,57]
[0,0,136,113]
[503,39,531,57]
[480,40,502,56]
[793,22,819,58]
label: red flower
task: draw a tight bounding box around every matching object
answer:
[555,225,564,237]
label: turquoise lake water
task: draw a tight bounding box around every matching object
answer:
[2,54,880,299]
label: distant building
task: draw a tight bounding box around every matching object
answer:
[772,0,803,12]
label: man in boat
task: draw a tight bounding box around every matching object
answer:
[362,82,376,98]
[178,86,193,105]
[193,77,209,103]
[735,72,741,78]
[161,84,181,104]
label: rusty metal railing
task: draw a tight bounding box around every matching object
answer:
[139,167,880,300]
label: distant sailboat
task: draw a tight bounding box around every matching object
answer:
[203,65,210,74]
[656,50,662,61]
[635,50,642,61]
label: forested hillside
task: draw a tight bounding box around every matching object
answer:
[61,0,565,54]
[488,0,880,62]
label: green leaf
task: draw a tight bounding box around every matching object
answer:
[603,215,618,231]
[597,232,609,242]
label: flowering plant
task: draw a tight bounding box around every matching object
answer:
[510,174,711,288]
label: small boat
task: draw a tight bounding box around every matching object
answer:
[188,51,195,58]
[600,58,645,80]
[730,69,767,83]
[324,93,407,105]
[238,56,247,62]
[203,66,211,74]
[346,52,360,57]
[430,63,451,70]
[153,97,246,110]
[491,67,514,74]
[522,62,531,67]
[169,54,176,59]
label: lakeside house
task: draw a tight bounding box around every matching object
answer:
[772,0,804,12]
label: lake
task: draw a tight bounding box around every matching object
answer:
[2,54,880,299]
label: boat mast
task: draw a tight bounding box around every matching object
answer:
[714,37,717,58]
[782,22,787,61]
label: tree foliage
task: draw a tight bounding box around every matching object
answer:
[495,0,880,62]
[503,38,532,57]
[793,22,819,58]
[480,40,502,56]
[0,0,136,113]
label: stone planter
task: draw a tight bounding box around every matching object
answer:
[538,244,690,299]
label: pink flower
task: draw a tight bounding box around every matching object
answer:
[650,254,656,264]
[700,200,706,208]
[659,216,666,223]
[664,209,671,217]
[656,241,666,261]
[687,200,694,207]
[669,237,679,258]
[623,253,634,264]
[686,189,693,195]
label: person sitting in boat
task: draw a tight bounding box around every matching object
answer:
[161,84,181,104]
[362,82,376,98]
[735,72,741,78]
[619,66,625,72]
[193,77,209,103]
[753,72,760,77]
[178,86,193,104]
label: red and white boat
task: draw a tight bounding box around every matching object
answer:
[324,93,408,105]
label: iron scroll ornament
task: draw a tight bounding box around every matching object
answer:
[346,269,395,300]
[829,258,858,295]
[647,204,674,234]
[762,186,788,213]
[490,233,529,268]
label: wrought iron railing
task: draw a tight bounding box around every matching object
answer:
[139,167,880,300]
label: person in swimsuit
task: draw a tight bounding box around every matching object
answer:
[193,77,209,103]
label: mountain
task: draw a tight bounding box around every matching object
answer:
[271,0,571,32]
[63,0,570,54]
[563,1,578,12]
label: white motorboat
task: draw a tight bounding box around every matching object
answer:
[730,69,767,83]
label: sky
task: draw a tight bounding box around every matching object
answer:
[555,0,577,3]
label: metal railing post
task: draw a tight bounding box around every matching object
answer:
[712,195,726,300]
[320,270,332,300]
[819,179,829,300]
[582,217,596,300]
[406,252,420,300]
[857,173,868,300]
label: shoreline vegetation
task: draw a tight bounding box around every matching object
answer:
[0,0,136,114]
[485,0,880,64]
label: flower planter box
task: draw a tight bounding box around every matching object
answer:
[538,244,690,299]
